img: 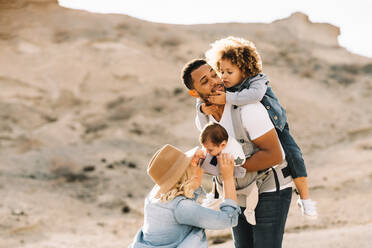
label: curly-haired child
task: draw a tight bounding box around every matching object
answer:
[196,36,317,218]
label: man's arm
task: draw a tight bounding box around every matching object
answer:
[226,74,268,106]
[242,128,283,172]
[239,103,283,172]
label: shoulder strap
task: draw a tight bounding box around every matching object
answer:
[230,105,258,158]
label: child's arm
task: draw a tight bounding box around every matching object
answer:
[225,74,268,106]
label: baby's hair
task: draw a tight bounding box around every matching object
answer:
[205,36,262,78]
[200,123,228,146]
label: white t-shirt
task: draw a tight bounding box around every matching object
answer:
[208,102,285,158]
[207,102,291,192]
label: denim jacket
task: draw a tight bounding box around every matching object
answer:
[129,187,241,248]
[227,73,287,131]
[196,73,287,132]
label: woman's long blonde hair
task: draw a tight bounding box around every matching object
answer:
[159,166,195,202]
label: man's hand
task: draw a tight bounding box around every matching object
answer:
[208,91,226,105]
[201,103,219,115]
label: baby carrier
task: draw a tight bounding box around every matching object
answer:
[214,104,292,206]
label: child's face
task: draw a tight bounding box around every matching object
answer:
[203,140,227,157]
[219,59,245,88]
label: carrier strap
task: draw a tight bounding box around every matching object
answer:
[230,105,259,157]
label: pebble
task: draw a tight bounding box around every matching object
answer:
[122,205,130,214]
[12,209,25,216]
[83,165,95,172]
[128,162,136,168]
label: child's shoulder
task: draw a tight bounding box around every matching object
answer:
[234,73,269,90]
[250,73,269,82]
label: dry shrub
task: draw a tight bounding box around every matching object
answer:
[328,72,354,85]
[106,96,127,109]
[327,64,363,85]
[145,34,182,48]
[83,119,108,134]
[17,138,43,153]
[161,36,181,47]
[330,64,360,75]
[49,156,88,182]
[116,23,129,30]
[362,64,372,74]
[54,30,71,43]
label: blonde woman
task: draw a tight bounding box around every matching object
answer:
[129,144,241,248]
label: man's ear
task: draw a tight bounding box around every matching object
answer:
[188,89,200,98]
[220,140,227,150]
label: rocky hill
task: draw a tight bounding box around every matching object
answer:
[1,1,372,247]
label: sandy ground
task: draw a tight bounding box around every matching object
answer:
[1,1,372,247]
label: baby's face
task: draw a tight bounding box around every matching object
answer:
[203,140,225,157]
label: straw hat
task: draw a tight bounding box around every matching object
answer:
[147,144,199,195]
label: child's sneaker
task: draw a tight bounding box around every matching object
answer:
[297,198,318,219]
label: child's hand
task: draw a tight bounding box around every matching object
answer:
[201,103,219,115]
[218,153,235,180]
[208,91,226,105]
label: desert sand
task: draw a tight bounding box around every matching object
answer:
[1,1,372,247]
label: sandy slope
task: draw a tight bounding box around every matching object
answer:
[1,1,372,247]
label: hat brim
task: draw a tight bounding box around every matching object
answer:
[154,146,199,197]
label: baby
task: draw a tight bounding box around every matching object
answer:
[199,122,246,178]
[199,122,258,225]
[196,36,317,218]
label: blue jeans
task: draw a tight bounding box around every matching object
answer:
[232,187,292,248]
[276,123,307,178]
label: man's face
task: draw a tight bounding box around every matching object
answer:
[190,64,225,104]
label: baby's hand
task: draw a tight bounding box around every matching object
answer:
[201,103,219,115]
[208,91,226,105]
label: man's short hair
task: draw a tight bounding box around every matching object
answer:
[181,59,207,90]
[200,122,229,145]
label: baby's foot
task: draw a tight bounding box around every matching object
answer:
[297,198,318,219]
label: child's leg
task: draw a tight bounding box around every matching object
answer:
[276,123,309,199]
[293,177,309,200]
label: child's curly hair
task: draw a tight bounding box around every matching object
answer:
[205,36,262,78]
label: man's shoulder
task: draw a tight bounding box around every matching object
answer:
[239,102,273,131]
[240,102,267,115]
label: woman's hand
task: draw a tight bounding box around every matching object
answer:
[218,153,235,181]
[190,149,205,190]
[190,149,205,167]
[218,153,238,203]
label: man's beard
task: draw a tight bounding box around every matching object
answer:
[198,83,225,106]
[199,93,212,106]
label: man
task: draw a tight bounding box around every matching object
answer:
[181,59,293,248]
